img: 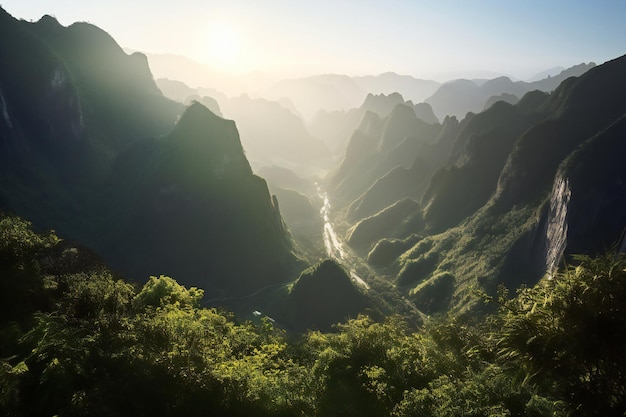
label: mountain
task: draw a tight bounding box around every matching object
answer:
[345,114,461,222]
[346,198,422,253]
[353,72,441,104]
[0,9,182,233]
[529,62,596,92]
[526,65,564,82]
[327,101,450,210]
[343,53,626,314]
[0,8,301,301]
[155,78,331,175]
[310,92,438,157]
[268,259,374,332]
[483,93,519,110]
[155,77,200,102]
[425,63,596,119]
[265,73,441,123]
[103,103,300,296]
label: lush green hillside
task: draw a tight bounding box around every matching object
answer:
[1,213,624,416]
[331,53,626,314]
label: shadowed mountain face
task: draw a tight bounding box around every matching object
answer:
[0,8,182,231]
[0,8,301,298]
[104,103,299,295]
[269,259,373,332]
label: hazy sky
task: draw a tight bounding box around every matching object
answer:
[2,0,625,80]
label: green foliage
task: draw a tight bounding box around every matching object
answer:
[134,275,204,309]
[367,234,422,267]
[410,271,455,314]
[396,250,440,286]
[1,213,620,417]
[496,254,626,416]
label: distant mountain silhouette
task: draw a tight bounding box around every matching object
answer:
[138,50,277,97]
[526,66,564,82]
[217,94,331,173]
[264,73,441,123]
[425,63,595,119]
[309,92,438,154]
[483,93,519,110]
[353,72,441,104]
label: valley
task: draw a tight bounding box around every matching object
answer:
[318,184,371,290]
[0,4,625,416]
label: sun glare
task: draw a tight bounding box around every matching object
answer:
[207,22,242,71]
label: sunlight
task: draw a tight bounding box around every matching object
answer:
[207,21,242,71]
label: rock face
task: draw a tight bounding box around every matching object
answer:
[560,116,626,256]
[0,7,300,298]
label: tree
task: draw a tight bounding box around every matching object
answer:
[496,254,626,416]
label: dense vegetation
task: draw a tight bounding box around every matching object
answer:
[1,213,624,416]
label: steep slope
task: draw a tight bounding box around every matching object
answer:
[155,77,330,174]
[346,199,422,253]
[498,114,626,288]
[327,103,442,208]
[391,54,626,313]
[346,115,463,222]
[104,102,300,296]
[421,100,545,233]
[0,8,302,300]
[0,8,182,239]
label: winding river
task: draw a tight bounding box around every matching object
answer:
[317,184,370,290]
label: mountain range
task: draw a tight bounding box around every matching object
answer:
[332,53,626,314]
[1,5,625,326]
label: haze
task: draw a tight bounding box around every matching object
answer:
[3,0,625,80]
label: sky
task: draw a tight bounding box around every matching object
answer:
[1,0,625,80]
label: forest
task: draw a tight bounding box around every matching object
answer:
[1,214,624,416]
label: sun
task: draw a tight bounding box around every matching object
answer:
[207,21,242,71]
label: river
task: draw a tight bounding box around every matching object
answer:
[317,184,370,290]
